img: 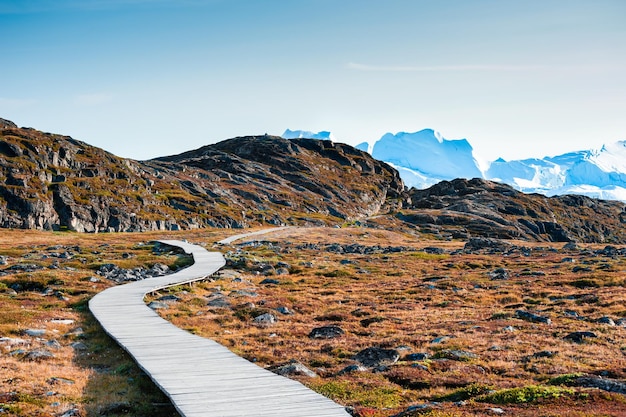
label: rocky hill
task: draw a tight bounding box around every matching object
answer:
[3,118,626,243]
[400,178,626,243]
[0,119,403,232]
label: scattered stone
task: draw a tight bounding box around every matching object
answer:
[564,331,598,343]
[515,310,551,324]
[253,313,277,326]
[574,376,626,394]
[275,267,290,275]
[147,301,169,310]
[158,294,180,303]
[24,329,46,337]
[523,350,558,362]
[46,340,62,350]
[64,327,84,337]
[0,255,7,265]
[231,289,258,298]
[562,242,580,251]
[6,263,44,272]
[276,306,294,315]
[403,352,430,361]
[337,364,368,375]
[259,278,280,285]
[391,403,440,417]
[464,237,512,253]
[47,377,75,385]
[206,296,231,308]
[360,317,385,327]
[70,342,88,351]
[58,408,80,417]
[597,316,615,326]
[309,325,344,339]
[50,319,75,325]
[0,337,28,346]
[502,326,516,332]
[354,347,400,368]
[489,408,505,415]
[433,349,478,361]
[572,266,592,273]
[430,336,451,344]
[268,360,318,378]
[97,262,170,283]
[24,349,55,361]
[423,247,445,255]
[489,268,510,280]
[616,318,626,327]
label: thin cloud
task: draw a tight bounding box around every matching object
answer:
[347,62,547,72]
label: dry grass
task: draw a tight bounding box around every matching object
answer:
[1,226,625,416]
[151,227,626,416]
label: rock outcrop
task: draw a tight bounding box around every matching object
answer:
[400,178,626,243]
[0,120,403,232]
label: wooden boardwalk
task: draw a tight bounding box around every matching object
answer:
[89,232,350,417]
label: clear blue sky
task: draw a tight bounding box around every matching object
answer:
[2,0,625,162]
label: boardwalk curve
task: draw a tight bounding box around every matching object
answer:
[89,231,350,417]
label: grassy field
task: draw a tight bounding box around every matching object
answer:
[1,227,625,416]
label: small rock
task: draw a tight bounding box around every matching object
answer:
[206,296,231,308]
[489,268,510,280]
[50,319,75,325]
[0,337,28,346]
[24,329,46,337]
[47,377,75,385]
[434,349,478,361]
[269,360,317,378]
[253,313,277,326]
[337,364,368,375]
[157,295,180,303]
[308,325,345,339]
[147,301,169,310]
[430,336,451,344]
[360,317,385,327]
[354,346,400,368]
[259,278,280,285]
[515,310,551,324]
[59,408,80,417]
[489,408,505,415]
[403,352,430,361]
[231,289,258,298]
[276,306,294,315]
[71,342,88,351]
[564,331,598,343]
[46,340,62,350]
[24,349,55,361]
[597,316,615,326]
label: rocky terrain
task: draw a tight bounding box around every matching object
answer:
[0,118,402,232]
[2,118,626,244]
[400,178,626,243]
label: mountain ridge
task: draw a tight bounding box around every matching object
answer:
[2,118,626,244]
[0,120,403,232]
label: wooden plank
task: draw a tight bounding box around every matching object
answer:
[89,231,350,417]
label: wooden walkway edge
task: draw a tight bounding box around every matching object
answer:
[89,231,350,417]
